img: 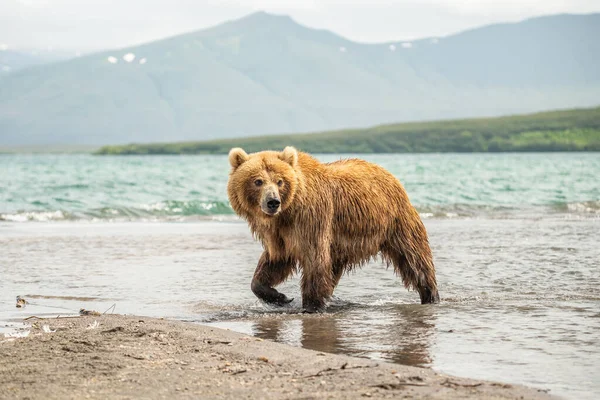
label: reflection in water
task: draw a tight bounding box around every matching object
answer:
[299,316,347,355]
[252,304,436,368]
[253,315,348,355]
[386,305,436,367]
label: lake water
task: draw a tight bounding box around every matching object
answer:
[1,153,599,399]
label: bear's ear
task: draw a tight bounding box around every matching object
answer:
[279,146,298,168]
[229,148,249,169]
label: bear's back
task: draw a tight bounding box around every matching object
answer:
[299,157,411,238]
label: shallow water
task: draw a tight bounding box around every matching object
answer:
[1,218,598,399]
[1,153,599,398]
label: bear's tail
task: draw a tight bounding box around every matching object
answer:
[384,210,439,304]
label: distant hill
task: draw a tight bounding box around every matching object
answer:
[96,107,600,154]
[1,12,600,146]
[0,49,69,75]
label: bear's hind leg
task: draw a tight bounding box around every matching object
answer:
[384,249,440,304]
[251,252,295,306]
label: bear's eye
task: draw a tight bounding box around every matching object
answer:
[277,180,283,187]
[254,179,263,187]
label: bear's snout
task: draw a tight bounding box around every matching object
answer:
[261,190,282,215]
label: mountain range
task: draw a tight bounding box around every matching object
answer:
[0,49,71,75]
[0,11,599,145]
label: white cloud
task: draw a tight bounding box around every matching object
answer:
[123,52,136,62]
[107,56,118,64]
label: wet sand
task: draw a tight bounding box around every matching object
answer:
[0,315,555,399]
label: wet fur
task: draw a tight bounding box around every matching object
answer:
[227,147,439,312]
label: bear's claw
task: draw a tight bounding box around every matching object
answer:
[302,304,325,314]
[419,287,440,304]
[274,295,294,306]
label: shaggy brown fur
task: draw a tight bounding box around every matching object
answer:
[227,146,439,313]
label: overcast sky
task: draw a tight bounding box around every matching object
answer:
[2,0,600,53]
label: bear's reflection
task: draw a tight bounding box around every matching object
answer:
[251,304,436,368]
[385,304,436,367]
[253,315,346,354]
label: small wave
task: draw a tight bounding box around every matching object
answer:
[91,200,234,218]
[417,204,518,219]
[560,201,600,214]
[2,200,599,223]
[0,200,235,222]
[419,211,461,219]
[418,201,600,219]
[0,210,69,222]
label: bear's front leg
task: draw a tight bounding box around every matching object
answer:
[251,251,295,306]
[301,269,335,313]
[300,251,334,313]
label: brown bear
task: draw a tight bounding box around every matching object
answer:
[227,146,439,313]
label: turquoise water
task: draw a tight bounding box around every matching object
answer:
[1,153,599,221]
[1,153,599,399]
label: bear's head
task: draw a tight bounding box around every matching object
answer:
[227,147,299,218]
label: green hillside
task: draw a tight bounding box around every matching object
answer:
[2,12,600,146]
[96,107,600,154]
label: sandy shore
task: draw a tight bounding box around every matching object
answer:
[0,315,555,400]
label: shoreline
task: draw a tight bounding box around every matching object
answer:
[0,315,555,399]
